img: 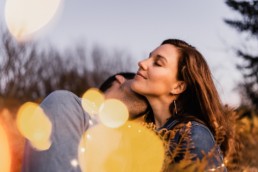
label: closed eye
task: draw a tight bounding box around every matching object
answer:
[149,53,166,66]
[154,61,162,66]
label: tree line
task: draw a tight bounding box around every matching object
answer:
[0,27,135,109]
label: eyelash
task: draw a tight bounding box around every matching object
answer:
[154,61,162,66]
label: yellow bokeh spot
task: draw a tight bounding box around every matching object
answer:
[4,0,62,40]
[78,122,165,172]
[99,99,129,128]
[0,123,11,172]
[30,139,52,151]
[81,88,105,116]
[16,102,52,150]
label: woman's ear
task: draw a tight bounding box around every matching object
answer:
[170,81,187,95]
[115,75,126,84]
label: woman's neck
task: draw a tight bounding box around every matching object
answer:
[147,96,173,128]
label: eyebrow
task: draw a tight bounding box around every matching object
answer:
[149,53,167,62]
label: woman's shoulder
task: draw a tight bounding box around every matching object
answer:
[189,121,216,145]
[175,121,222,158]
[175,120,216,143]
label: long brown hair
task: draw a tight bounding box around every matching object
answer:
[160,39,233,156]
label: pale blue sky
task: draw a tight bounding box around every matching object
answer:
[0,0,242,106]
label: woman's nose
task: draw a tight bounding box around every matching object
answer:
[138,59,148,70]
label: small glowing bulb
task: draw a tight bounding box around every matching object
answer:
[70,159,78,167]
[89,119,93,126]
[80,147,86,153]
[86,134,91,140]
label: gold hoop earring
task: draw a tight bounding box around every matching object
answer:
[173,99,178,115]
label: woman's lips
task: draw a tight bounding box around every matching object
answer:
[136,72,146,79]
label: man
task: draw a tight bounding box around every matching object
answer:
[22,72,148,172]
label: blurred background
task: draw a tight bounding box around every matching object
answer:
[0,0,257,171]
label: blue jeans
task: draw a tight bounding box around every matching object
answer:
[22,90,90,172]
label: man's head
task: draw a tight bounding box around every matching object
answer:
[99,72,148,119]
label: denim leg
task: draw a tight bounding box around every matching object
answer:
[22,90,90,172]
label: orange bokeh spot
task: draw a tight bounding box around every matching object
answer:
[0,122,11,172]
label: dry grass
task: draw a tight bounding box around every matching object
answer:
[232,116,258,171]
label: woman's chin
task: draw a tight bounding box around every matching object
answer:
[130,81,143,94]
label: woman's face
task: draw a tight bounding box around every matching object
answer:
[131,44,181,97]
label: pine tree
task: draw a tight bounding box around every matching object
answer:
[224,0,258,111]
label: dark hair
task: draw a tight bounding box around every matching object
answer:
[156,39,233,156]
[99,72,135,92]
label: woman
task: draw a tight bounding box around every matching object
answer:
[131,39,233,171]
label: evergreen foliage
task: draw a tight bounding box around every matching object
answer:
[224,0,258,111]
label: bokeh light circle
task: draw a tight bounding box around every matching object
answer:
[4,0,62,40]
[16,102,52,150]
[98,99,129,128]
[30,139,52,151]
[78,122,165,172]
[81,88,105,116]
